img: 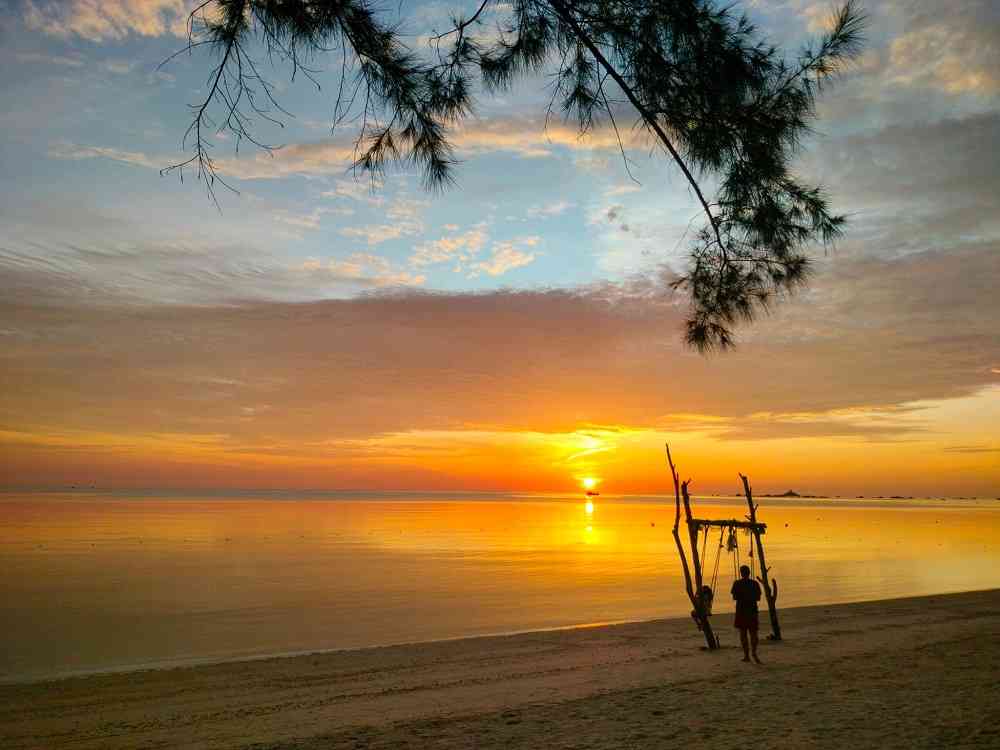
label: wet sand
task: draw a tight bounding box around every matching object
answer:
[3,589,999,749]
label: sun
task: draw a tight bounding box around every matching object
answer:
[581,477,598,490]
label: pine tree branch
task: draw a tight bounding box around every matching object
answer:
[546,0,726,254]
[430,0,494,41]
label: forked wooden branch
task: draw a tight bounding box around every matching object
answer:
[667,444,719,649]
[740,472,782,641]
[667,445,695,605]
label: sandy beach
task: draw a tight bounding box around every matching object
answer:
[3,588,999,749]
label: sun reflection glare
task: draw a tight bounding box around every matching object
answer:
[585,500,594,514]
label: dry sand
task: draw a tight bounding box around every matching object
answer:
[3,589,999,749]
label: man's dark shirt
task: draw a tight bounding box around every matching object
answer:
[731,578,762,615]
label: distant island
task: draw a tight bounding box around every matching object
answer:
[758,491,933,500]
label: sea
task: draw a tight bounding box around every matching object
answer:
[3,490,1000,682]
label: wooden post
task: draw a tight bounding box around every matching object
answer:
[681,481,703,593]
[667,445,718,649]
[740,473,782,641]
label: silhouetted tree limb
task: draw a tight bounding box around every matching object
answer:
[667,444,718,649]
[161,0,866,350]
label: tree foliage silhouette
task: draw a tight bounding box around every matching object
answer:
[163,0,865,350]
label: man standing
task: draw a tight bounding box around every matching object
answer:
[731,564,763,663]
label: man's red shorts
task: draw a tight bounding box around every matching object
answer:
[734,611,759,631]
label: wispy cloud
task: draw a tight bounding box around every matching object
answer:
[452,116,647,158]
[943,445,1000,454]
[320,179,384,204]
[225,116,643,178]
[23,0,193,41]
[885,5,1000,96]
[303,253,425,288]
[14,51,85,67]
[467,238,539,277]
[272,205,353,232]
[604,184,641,198]
[340,221,422,246]
[0,240,416,305]
[410,225,489,269]
[48,141,160,169]
[528,200,574,218]
[217,142,356,180]
[3,243,998,447]
[45,113,648,183]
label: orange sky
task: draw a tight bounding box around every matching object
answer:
[2,275,998,496]
[2,1,999,497]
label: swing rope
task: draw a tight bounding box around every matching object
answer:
[731,526,740,582]
[698,524,708,576]
[709,526,724,592]
[703,523,764,598]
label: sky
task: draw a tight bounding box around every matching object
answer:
[0,0,998,496]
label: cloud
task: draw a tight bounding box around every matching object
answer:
[2,239,999,493]
[800,111,1000,256]
[3,240,998,445]
[604,184,641,198]
[272,205,353,232]
[387,197,431,221]
[48,141,160,170]
[46,111,649,184]
[408,225,536,278]
[884,2,1000,96]
[320,179,384,204]
[943,445,1000,454]
[452,116,648,158]
[49,141,358,182]
[812,0,1000,130]
[22,0,193,41]
[409,225,489,269]
[709,407,929,442]
[14,51,85,67]
[527,200,573,218]
[217,142,356,180]
[226,115,644,179]
[468,238,539,277]
[100,59,137,75]
[0,240,414,306]
[798,2,842,33]
[304,253,425,288]
[325,187,428,245]
[209,116,646,181]
[340,221,421,246]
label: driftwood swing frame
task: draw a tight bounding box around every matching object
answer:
[666,444,782,649]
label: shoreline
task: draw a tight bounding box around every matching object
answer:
[0,615,642,687]
[4,585,997,687]
[3,589,999,749]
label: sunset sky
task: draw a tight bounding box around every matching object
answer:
[1,0,998,496]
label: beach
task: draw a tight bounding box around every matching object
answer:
[3,588,998,749]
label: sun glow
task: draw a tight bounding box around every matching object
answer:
[585,500,594,514]
[581,477,598,490]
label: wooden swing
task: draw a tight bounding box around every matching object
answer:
[666,444,782,650]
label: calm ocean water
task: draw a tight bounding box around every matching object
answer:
[2,491,999,681]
